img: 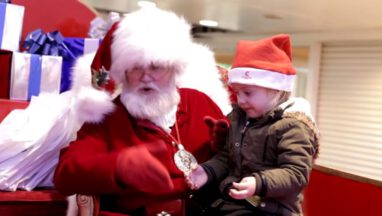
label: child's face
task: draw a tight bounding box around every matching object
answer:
[231,83,278,118]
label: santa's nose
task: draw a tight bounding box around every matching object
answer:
[140,71,155,82]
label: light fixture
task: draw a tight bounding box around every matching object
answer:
[137,0,156,8]
[199,19,219,27]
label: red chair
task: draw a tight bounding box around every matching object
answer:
[76,194,185,216]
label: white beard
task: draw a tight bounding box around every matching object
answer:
[120,82,180,132]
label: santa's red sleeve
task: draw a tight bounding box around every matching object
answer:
[54,122,124,195]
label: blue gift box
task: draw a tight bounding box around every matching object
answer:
[10,52,63,101]
[21,29,102,94]
[61,38,101,92]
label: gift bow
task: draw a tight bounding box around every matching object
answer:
[23,29,75,59]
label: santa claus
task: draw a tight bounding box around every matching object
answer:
[54,7,231,216]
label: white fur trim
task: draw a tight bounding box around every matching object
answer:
[70,53,96,91]
[70,53,115,123]
[74,86,115,123]
[110,8,193,83]
[281,97,315,122]
[229,67,295,92]
[179,43,232,115]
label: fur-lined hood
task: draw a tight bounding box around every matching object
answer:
[281,97,320,158]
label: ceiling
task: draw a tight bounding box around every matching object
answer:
[85,0,382,51]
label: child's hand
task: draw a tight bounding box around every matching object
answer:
[229,176,257,199]
[184,165,208,190]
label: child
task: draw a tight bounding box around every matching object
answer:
[187,34,319,216]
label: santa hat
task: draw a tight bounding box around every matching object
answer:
[178,43,232,115]
[228,34,296,92]
[91,7,193,93]
[71,8,233,122]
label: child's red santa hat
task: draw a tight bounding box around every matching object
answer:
[228,34,296,92]
[90,7,193,94]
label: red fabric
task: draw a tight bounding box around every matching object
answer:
[90,22,119,93]
[100,212,130,216]
[0,201,67,216]
[146,199,184,216]
[0,99,29,123]
[0,50,12,99]
[0,189,65,202]
[54,88,226,213]
[13,0,96,39]
[116,145,174,194]
[231,34,296,75]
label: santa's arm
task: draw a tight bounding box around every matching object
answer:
[54,123,124,195]
[53,123,173,196]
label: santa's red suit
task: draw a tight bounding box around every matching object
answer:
[54,88,225,213]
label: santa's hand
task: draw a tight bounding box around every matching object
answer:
[229,176,256,200]
[203,116,229,151]
[185,164,208,190]
[116,145,174,194]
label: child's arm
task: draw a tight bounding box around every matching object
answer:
[186,148,230,190]
[185,116,230,190]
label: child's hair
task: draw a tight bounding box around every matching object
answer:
[266,89,291,114]
[277,91,292,105]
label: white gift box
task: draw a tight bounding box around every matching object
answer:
[10,52,63,101]
[0,3,24,51]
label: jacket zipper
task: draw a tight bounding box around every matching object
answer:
[239,121,251,176]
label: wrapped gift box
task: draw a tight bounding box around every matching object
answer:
[61,37,101,92]
[0,2,24,51]
[10,52,62,101]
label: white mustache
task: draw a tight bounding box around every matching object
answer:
[136,83,160,92]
